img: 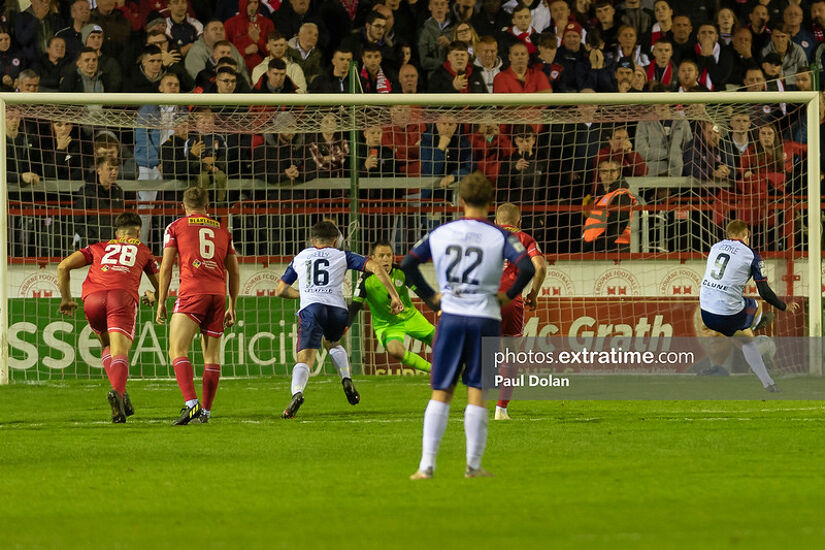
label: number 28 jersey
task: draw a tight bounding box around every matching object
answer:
[281,247,367,312]
[700,239,766,316]
[80,237,159,302]
[164,215,235,297]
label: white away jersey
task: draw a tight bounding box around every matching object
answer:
[408,218,527,320]
[281,247,367,312]
[700,239,766,315]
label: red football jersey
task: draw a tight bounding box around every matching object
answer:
[498,225,542,293]
[164,214,235,297]
[80,238,159,302]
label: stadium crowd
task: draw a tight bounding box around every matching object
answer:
[2,0,825,257]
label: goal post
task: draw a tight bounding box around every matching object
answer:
[0,91,820,384]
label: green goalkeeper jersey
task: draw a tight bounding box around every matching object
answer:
[352,265,417,329]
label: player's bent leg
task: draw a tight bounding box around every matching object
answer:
[387,338,431,373]
[325,340,360,406]
[283,348,316,419]
[168,313,203,425]
[733,328,777,391]
[199,334,223,423]
[465,386,492,478]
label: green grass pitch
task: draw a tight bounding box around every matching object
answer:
[1,377,824,550]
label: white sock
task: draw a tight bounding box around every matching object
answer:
[185,399,198,408]
[742,341,774,387]
[419,399,450,472]
[751,311,763,329]
[202,409,210,417]
[495,405,507,414]
[465,404,489,470]
[328,345,351,379]
[291,363,310,395]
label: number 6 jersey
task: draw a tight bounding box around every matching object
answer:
[80,237,159,302]
[700,239,766,315]
[281,247,367,312]
[164,215,235,297]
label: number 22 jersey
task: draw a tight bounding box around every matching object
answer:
[80,237,159,302]
[164,215,235,297]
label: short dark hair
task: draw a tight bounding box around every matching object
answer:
[365,11,387,25]
[459,171,494,207]
[78,46,97,57]
[183,186,209,209]
[141,45,162,59]
[216,66,237,77]
[447,40,469,54]
[311,221,341,243]
[216,56,237,67]
[267,30,283,41]
[115,212,142,230]
[96,154,118,168]
[511,124,535,138]
[362,43,382,55]
[512,2,531,14]
[370,239,393,253]
[268,58,287,70]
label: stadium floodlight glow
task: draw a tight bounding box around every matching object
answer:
[0,91,820,384]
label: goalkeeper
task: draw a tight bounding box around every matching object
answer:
[349,240,435,373]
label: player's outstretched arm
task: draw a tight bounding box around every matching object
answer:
[400,252,439,312]
[225,253,240,327]
[155,247,177,324]
[56,251,87,316]
[275,279,300,299]
[525,255,547,310]
[755,280,793,312]
[365,259,404,315]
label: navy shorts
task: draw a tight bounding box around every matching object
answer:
[430,312,501,390]
[701,297,758,337]
[297,303,349,351]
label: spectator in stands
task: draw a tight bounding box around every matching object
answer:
[452,0,477,24]
[501,3,541,56]
[308,47,353,93]
[792,69,813,92]
[636,101,691,178]
[729,27,755,87]
[676,59,704,91]
[254,111,307,184]
[341,11,398,70]
[215,0,280,21]
[358,44,399,93]
[0,26,26,92]
[185,20,250,85]
[160,120,190,183]
[452,22,481,60]
[535,33,562,89]
[126,45,167,94]
[119,11,167,71]
[716,7,736,46]
[359,124,397,176]
[493,42,552,93]
[760,53,784,90]
[166,0,203,58]
[90,0,132,57]
[592,126,648,193]
[557,91,607,200]
[720,110,753,179]
[135,73,183,244]
[646,39,676,89]
[683,119,729,183]
[287,22,323,85]
[670,15,694,65]
[648,0,674,50]
[67,24,123,93]
[472,35,502,93]
[593,1,619,52]
[196,40,235,89]
[428,40,486,92]
[185,107,229,205]
[783,4,815,61]
[747,4,772,60]
[418,0,454,80]
[544,0,578,38]
[144,30,195,92]
[5,109,39,187]
[56,0,91,62]
[225,0,275,73]
[694,22,733,90]
[307,112,350,178]
[761,26,807,87]
[621,0,653,42]
[15,69,40,93]
[60,46,115,93]
[398,63,420,93]
[812,1,825,48]
[255,58,299,92]
[74,155,125,246]
[384,104,424,176]
[468,123,513,182]
[582,158,637,252]
[274,0,322,45]
[555,22,591,92]
[41,120,87,182]
[499,123,541,204]
[14,0,64,66]
[384,0,422,47]
[740,122,806,195]
[33,37,69,93]
[251,31,307,92]
[614,24,650,68]
[592,55,634,92]
[472,0,510,38]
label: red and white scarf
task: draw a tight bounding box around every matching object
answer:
[650,22,669,46]
[360,64,392,93]
[509,26,537,54]
[693,42,720,91]
[646,61,674,85]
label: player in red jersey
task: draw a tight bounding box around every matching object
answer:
[57,212,160,423]
[495,203,547,420]
[156,187,240,425]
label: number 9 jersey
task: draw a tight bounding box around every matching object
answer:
[163,214,236,297]
[700,238,766,316]
[80,237,159,302]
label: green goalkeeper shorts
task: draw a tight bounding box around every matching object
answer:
[374,311,435,347]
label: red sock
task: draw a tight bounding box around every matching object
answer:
[101,346,116,389]
[497,364,516,408]
[172,356,198,402]
[110,355,129,396]
[202,363,221,411]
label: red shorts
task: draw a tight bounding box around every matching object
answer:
[501,298,525,337]
[173,294,226,337]
[83,290,138,340]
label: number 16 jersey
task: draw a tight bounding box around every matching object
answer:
[164,215,235,297]
[700,239,766,316]
[281,247,367,312]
